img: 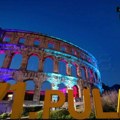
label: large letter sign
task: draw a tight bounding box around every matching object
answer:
[0,83,120,119]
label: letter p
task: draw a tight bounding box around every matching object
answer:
[42,90,65,119]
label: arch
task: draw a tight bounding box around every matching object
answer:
[95,72,98,82]
[3,36,10,43]
[19,38,25,44]
[24,80,35,90]
[43,57,53,73]
[0,51,5,68]
[27,55,39,72]
[48,42,54,49]
[58,83,67,94]
[9,53,22,69]
[34,40,40,46]
[58,60,66,75]
[24,80,35,100]
[72,85,79,98]
[89,69,95,83]
[60,46,66,52]
[41,81,52,91]
[3,78,16,100]
[5,78,16,84]
[71,63,77,77]
[72,49,76,55]
[80,66,86,80]
[40,81,52,101]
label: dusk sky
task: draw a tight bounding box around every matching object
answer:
[0,0,120,86]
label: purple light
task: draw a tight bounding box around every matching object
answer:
[0,50,5,54]
[59,88,66,94]
[0,68,15,72]
[14,52,21,54]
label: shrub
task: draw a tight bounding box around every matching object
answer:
[103,103,116,112]
[50,109,70,119]
[37,109,73,119]
[37,110,43,119]
[22,106,42,116]
[0,113,9,119]
[89,112,96,119]
[65,114,73,119]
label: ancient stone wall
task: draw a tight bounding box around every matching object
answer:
[0,29,102,103]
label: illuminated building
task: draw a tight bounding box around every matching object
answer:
[0,29,103,109]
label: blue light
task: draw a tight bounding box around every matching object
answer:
[0,29,102,92]
[3,29,97,63]
[44,72,78,89]
[94,82,103,93]
[44,49,101,81]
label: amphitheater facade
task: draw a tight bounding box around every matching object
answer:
[0,29,103,104]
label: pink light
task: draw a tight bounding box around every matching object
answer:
[31,53,38,57]
[26,90,34,94]
[74,51,77,55]
[61,59,67,63]
[59,88,66,94]
[40,91,45,95]
[0,50,5,54]
[73,86,79,98]
[72,62,77,67]
[44,56,54,60]
[14,52,21,54]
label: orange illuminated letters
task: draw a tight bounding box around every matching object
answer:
[0,83,120,119]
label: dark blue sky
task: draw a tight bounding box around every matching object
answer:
[0,0,120,86]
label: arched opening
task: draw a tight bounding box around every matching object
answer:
[60,46,66,52]
[0,51,5,68]
[58,83,67,101]
[40,81,52,101]
[80,66,86,80]
[48,43,54,49]
[72,85,79,98]
[19,38,25,44]
[58,60,66,75]
[43,57,53,73]
[72,49,77,55]
[58,83,67,94]
[81,53,85,60]
[5,79,16,85]
[87,57,92,63]
[71,63,77,77]
[9,53,22,69]
[3,78,16,100]
[27,55,39,72]
[3,36,10,43]
[41,81,52,91]
[95,72,98,82]
[89,69,95,83]
[34,40,40,46]
[24,80,35,101]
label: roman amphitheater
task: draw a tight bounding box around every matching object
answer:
[0,29,102,112]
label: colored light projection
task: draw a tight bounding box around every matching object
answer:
[0,29,103,106]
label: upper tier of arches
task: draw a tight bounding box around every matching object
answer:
[0,30,97,68]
